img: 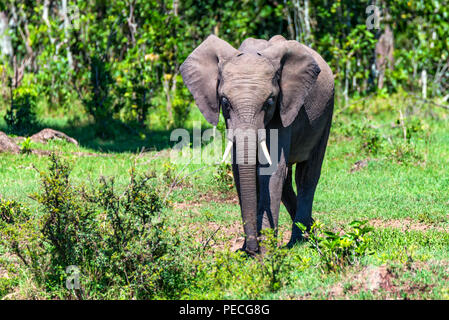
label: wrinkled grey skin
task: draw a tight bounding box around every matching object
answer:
[180,35,334,255]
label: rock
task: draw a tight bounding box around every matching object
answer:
[0,131,20,154]
[30,128,78,146]
[12,136,26,144]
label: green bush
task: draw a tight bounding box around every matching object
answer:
[385,140,423,164]
[357,125,383,155]
[0,198,43,281]
[20,137,33,155]
[4,87,38,134]
[185,228,309,299]
[0,154,192,299]
[298,220,374,273]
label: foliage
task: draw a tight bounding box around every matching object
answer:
[20,137,33,155]
[357,125,383,155]
[298,220,374,273]
[213,162,234,193]
[0,1,447,134]
[0,198,43,278]
[259,228,309,292]
[186,229,309,299]
[0,154,192,299]
[4,86,37,134]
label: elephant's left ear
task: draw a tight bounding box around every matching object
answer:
[261,40,321,127]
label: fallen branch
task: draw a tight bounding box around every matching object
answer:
[201,226,222,254]
[408,93,449,110]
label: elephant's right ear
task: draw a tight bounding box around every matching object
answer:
[180,35,239,126]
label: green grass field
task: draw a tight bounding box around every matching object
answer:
[0,94,448,299]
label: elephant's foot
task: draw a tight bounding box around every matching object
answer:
[287,217,315,248]
[285,236,307,249]
[286,228,310,248]
[235,246,259,258]
[239,239,260,257]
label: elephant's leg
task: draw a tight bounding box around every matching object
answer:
[288,118,332,247]
[281,164,297,221]
[257,128,291,242]
[286,160,318,246]
[257,125,292,243]
[257,161,288,235]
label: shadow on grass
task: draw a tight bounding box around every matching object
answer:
[0,118,201,154]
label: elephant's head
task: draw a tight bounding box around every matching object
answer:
[180,35,321,254]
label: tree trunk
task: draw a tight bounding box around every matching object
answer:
[0,11,13,57]
[62,0,74,69]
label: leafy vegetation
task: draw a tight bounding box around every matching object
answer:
[0,92,448,299]
[1,1,448,132]
[0,0,448,300]
[0,154,194,299]
[298,220,374,273]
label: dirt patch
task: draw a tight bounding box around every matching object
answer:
[350,159,370,173]
[369,218,447,233]
[172,192,238,210]
[328,261,447,299]
[172,200,292,254]
[184,220,292,254]
[329,265,396,299]
[195,191,239,205]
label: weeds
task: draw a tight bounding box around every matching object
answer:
[213,162,234,193]
[259,229,310,292]
[298,220,374,273]
[20,138,33,155]
[0,154,193,299]
[186,228,310,299]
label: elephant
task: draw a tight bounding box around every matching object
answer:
[180,35,334,255]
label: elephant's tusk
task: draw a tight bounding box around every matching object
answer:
[260,140,272,166]
[222,140,233,163]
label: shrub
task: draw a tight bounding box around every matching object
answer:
[298,220,374,273]
[4,86,37,134]
[385,140,423,164]
[1,154,191,299]
[0,198,44,283]
[357,125,383,155]
[259,228,310,292]
[20,137,33,155]
[186,228,309,299]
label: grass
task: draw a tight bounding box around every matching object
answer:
[0,93,448,299]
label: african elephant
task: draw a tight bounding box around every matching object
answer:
[180,35,334,255]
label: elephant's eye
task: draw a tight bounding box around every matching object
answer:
[263,97,275,111]
[221,96,231,110]
[266,97,275,106]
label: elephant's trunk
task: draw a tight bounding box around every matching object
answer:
[238,163,258,254]
[234,126,259,254]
